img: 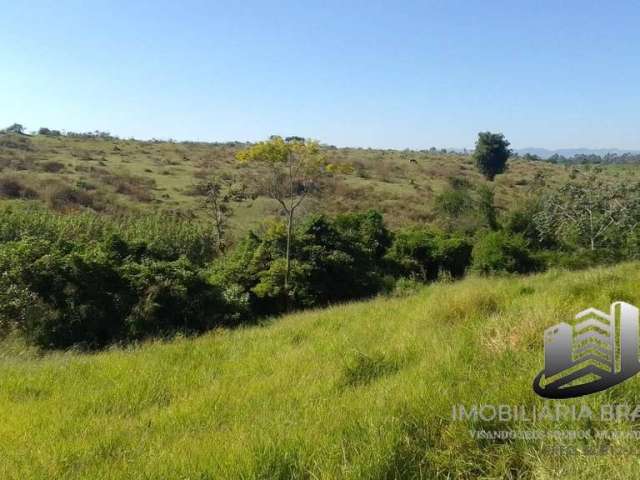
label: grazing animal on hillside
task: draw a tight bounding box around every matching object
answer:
[409,158,418,164]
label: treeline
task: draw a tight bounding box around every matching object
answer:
[515,151,640,165]
[548,152,640,165]
[0,123,117,140]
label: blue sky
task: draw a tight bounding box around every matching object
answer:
[2,1,639,149]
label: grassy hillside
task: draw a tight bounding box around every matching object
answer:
[2,263,640,479]
[2,132,633,234]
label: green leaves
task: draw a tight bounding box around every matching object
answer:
[471,231,541,274]
[473,132,511,181]
[0,230,234,349]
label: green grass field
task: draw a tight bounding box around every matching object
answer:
[3,263,640,479]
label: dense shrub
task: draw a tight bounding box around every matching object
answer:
[434,188,471,218]
[385,227,472,281]
[0,239,130,348]
[212,211,392,315]
[0,234,233,349]
[433,185,495,233]
[122,258,232,339]
[38,127,62,136]
[0,204,217,264]
[471,231,542,274]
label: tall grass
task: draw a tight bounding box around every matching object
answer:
[1,263,640,478]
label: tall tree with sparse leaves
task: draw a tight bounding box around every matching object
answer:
[473,132,511,181]
[236,136,335,304]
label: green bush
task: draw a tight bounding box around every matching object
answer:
[0,203,217,264]
[471,231,542,274]
[122,258,231,339]
[385,227,472,282]
[0,239,131,348]
[0,233,234,349]
[212,212,392,315]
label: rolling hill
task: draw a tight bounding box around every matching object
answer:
[3,132,635,237]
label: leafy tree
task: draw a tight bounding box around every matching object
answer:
[211,211,392,315]
[473,132,511,180]
[236,136,330,302]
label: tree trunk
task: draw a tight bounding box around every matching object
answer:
[215,213,225,254]
[284,209,294,309]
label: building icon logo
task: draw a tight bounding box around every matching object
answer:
[533,302,640,399]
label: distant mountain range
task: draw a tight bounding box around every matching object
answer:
[514,148,640,159]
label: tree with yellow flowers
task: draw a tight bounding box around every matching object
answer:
[237,136,350,303]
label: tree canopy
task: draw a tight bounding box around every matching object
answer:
[473,132,511,181]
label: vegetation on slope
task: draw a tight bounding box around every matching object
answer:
[1,130,620,234]
[1,263,639,479]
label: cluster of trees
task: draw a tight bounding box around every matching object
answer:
[38,127,63,136]
[0,124,115,139]
[533,173,640,259]
[65,130,116,140]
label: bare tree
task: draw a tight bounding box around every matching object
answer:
[203,176,244,254]
[534,173,640,251]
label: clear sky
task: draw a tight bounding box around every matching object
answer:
[2,1,639,150]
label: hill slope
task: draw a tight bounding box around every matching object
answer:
[2,264,640,479]
[3,133,630,234]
